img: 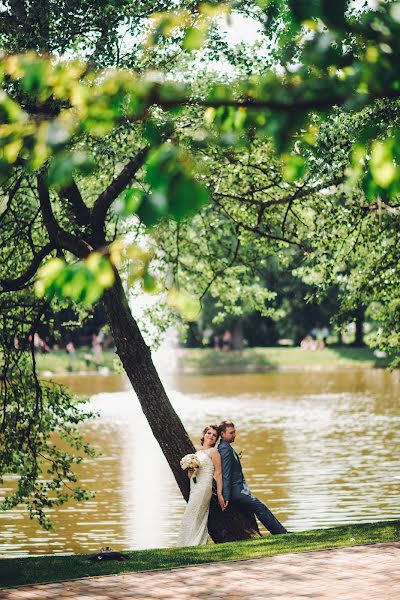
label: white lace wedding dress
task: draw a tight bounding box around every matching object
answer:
[177,449,214,546]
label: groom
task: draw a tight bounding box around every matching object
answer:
[218,420,288,535]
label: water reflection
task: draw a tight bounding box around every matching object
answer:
[0,369,399,556]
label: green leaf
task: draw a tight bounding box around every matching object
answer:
[281,153,305,182]
[115,188,143,217]
[167,288,201,321]
[142,272,157,292]
[182,27,206,51]
[169,179,208,221]
[47,154,75,188]
[370,140,397,189]
[361,170,379,201]
[143,119,175,144]
[20,60,47,97]
[139,143,210,226]
[72,151,96,176]
[137,191,169,227]
[0,159,13,180]
[47,151,95,189]
[35,254,114,304]
[0,94,26,124]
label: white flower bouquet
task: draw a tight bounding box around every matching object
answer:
[180,453,200,483]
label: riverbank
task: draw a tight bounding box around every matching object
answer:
[1,520,399,589]
[35,348,119,375]
[36,346,392,376]
[177,346,392,374]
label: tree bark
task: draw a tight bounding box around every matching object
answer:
[102,271,260,541]
[353,305,365,347]
[232,318,244,351]
[207,488,260,542]
[102,272,193,499]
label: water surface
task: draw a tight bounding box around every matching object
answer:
[0,369,399,556]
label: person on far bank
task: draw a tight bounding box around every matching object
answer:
[218,420,288,535]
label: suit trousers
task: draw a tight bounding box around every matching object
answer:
[231,492,287,535]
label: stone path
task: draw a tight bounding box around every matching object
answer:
[1,542,399,599]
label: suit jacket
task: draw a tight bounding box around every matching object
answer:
[218,439,249,502]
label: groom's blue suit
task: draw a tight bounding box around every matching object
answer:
[218,439,287,535]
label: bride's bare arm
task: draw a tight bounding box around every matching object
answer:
[210,449,227,511]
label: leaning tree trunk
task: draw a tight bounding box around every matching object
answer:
[102,272,259,542]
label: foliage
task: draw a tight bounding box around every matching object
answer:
[0,283,99,528]
[0,325,97,528]
[0,2,400,306]
[0,3,399,326]
[35,253,115,304]
[293,105,400,358]
[198,267,341,347]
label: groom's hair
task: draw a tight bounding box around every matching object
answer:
[218,420,235,435]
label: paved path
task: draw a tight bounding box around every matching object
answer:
[1,542,399,599]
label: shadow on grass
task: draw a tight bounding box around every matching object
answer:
[326,346,392,368]
[179,348,277,373]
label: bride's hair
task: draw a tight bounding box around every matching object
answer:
[200,424,219,447]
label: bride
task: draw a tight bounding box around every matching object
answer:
[177,424,227,547]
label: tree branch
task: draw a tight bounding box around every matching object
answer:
[365,199,400,216]
[0,174,24,224]
[282,178,311,234]
[213,197,305,249]
[37,171,92,258]
[58,179,90,227]
[261,177,345,209]
[214,177,344,211]
[0,242,56,292]
[200,231,241,302]
[37,171,59,243]
[91,146,149,240]
[58,230,92,259]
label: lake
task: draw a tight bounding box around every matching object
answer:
[0,368,399,556]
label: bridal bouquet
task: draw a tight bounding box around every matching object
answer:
[180,453,200,483]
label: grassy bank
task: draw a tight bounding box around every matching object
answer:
[34,346,392,376]
[178,346,392,373]
[1,520,399,589]
[35,348,118,374]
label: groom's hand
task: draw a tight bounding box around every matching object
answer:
[218,495,228,511]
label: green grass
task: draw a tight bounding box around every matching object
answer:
[179,346,392,373]
[1,520,399,589]
[29,346,394,376]
[35,348,118,374]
